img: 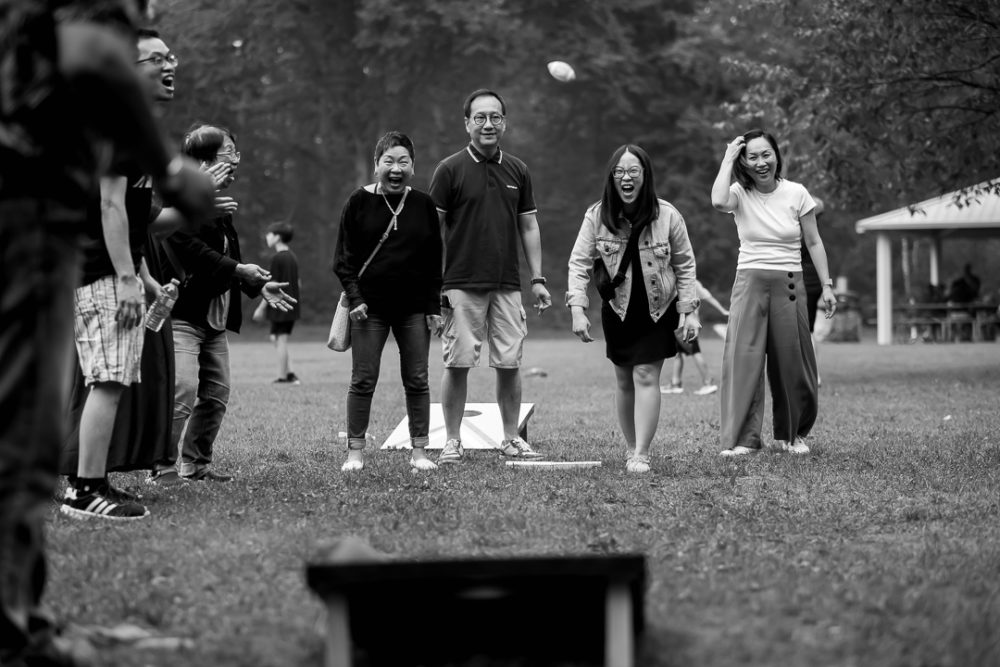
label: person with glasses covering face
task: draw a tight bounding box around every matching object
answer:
[429,89,552,465]
[333,131,443,472]
[711,129,836,458]
[157,124,296,482]
[566,144,700,473]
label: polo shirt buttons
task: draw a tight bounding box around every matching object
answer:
[787,272,793,278]
[789,295,796,301]
[789,283,796,289]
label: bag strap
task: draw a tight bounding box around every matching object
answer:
[357,186,409,277]
[609,221,644,289]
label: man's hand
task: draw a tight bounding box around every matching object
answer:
[261,281,297,312]
[235,263,271,286]
[156,157,216,231]
[531,283,552,315]
[116,274,145,329]
[426,314,444,336]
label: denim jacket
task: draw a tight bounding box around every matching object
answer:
[566,199,699,321]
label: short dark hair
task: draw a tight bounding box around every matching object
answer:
[732,128,783,191]
[599,144,659,234]
[136,27,160,40]
[463,89,507,118]
[373,131,415,162]
[182,123,236,163]
[267,221,294,243]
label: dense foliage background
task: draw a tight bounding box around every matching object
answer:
[151,0,1000,324]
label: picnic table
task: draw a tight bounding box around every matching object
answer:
[893,301,998,342]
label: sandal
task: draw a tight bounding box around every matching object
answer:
[625,453,651,474]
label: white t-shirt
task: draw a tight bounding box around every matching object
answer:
[727,179,816,271]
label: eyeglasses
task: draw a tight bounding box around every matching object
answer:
[470,113,505,127]
[612,166,643,179]
[216,150,241,162]
[136,53,178,68]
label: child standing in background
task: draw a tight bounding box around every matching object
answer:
[260,222,302,383]
[661,280,729,396]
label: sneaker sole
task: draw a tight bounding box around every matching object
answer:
[437,457,462,465]
[60,505,149,521]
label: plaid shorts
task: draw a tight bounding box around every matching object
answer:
[74,275,145,386]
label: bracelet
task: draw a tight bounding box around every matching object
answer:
[530,277,547,286]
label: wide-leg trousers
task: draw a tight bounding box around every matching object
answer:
[720,269,818,450]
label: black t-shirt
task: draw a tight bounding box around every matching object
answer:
[267,249,300,322]
[0,1,99,218]
[79,163,153,285]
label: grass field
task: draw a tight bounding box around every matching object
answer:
[45,332,1000,667]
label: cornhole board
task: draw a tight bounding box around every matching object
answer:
[380,402,534,450]
[306,553,646,667]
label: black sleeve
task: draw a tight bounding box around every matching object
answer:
[332,191,366,309]
[423,197,443,315]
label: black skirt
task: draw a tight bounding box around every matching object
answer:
[601,255,679,367]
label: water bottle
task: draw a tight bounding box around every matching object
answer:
[145,278,180,332]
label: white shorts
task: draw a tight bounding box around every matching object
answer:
[441,288,526,368]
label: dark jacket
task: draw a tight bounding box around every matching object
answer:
[159,213,260,333]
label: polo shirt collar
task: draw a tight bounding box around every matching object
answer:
[466,143,503,164]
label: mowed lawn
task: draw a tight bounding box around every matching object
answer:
[45,332,1000,667]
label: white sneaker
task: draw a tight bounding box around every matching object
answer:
[499,437,543,460]
[660,383,684,394]
[719,445,756,457]
[437,439,464,465]
[694,383,718,396]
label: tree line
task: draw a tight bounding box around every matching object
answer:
[154,0,1000,324]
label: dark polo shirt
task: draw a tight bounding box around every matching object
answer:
[429,144,537,291]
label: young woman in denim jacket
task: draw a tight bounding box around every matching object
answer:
[567,144,701,473]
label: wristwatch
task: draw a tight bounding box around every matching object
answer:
[530,277,547,286]
[823,279,834,288]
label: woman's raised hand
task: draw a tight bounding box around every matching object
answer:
[723,136,745,164]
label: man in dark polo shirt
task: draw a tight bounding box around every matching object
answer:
[429,88,552,465]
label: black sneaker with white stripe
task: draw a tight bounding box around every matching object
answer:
[60,486,149,521]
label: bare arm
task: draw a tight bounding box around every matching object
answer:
[516,212,552,314]
[57,22,215,225]
[801,211,837,317]
[100,176,144,328]
[712,136,744,212]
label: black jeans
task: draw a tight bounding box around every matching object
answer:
[0,202,79,657]
[347,312,430,449]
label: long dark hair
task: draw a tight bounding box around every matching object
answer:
[732,128,783,191]
[599,144,658,234]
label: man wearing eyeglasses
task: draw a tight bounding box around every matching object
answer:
[61,27,189,494]
[429,88,552,465]
[60,26,191,517]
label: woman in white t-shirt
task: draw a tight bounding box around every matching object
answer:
[710,129,836,457]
